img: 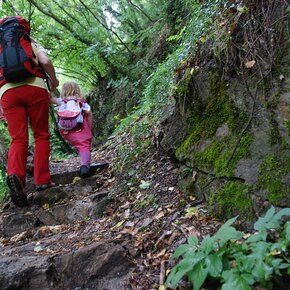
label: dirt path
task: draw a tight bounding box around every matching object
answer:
[0,135,219,289]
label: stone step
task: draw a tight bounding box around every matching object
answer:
[0,241,133,290]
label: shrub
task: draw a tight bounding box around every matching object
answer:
[166,207,290,290]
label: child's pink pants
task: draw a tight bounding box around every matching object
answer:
[60,117,92,167]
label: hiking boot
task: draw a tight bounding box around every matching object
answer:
[36,181,56,192]
[80,165,90,178]
[6,174,28,207]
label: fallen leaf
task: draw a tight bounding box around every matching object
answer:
[49,225,67,234]
[124,208,130,218]
[124,221,135,227]
[154,210,165,220]
[141,217,153,227]
[186,226,201,238]
[229,22,237,34]
[244,60,256,68]
[139,180,151,189]
[42,203,50,209]
[154,183,160,188]
[34,245,44,252]
[185,207,199,218]
[10,231,31,242]
[153,248,167,259]
[35,226,51,237]
[237,6,248,13]
[192,170,197,181]
[112,220,125,230]
[73,176,81,183]
[0,238,10,246]
[199,36,206,43]
[121,227,138,236]
[107,177,115,183]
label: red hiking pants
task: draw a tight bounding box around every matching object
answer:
[1,85,51,185]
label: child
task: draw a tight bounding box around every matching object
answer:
[52,81,93,178]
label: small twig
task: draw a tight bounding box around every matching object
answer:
[241,14,288,64]
[172,223,188,239]
[168,232,178,245]
[159,260,166,286]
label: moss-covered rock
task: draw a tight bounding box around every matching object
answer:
[160,59,290,219]
[175,69,253,176]
[157,29,290,220]
[209,181,254,220]
[258,154,290,205]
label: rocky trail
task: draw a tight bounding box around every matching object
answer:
[0,135,219,290]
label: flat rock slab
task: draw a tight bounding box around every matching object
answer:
[0,242,133,290]
[24,162,109,194]
[0,161,127,290]
[0,211,40,237]
[35,191,110,226]
[0,191,110,237]
[51,162,109,185]
[31,186,69,206]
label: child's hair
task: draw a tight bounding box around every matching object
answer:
[61,81,83,99]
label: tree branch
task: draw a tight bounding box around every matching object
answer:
[26,0,122,74]
[78,0,133,54]
[26,0,92,46]
[126,0,154,22]
[51,0,87,30]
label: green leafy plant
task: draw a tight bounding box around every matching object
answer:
[166,207,290,290]
[0,169,8,202]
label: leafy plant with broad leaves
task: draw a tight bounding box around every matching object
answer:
[166,207,290,290]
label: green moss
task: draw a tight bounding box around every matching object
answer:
[285,120,290,136]
[175,68,192,99]
[183,133,253,177]
[284,105,290,137]
[258,155,290,204]
[175,70,255,219]
[269,112,282,145]
[196,174,212,188]
[201,71,231,137]
[176,130,201,160]
[209,181,254,219]
[190,139,224,172]
[178,177,195,196]
[228,111,248,132]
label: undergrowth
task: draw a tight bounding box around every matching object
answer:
[113,1,223,174]
[166,206,290,290]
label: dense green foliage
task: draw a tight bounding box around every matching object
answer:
[0,123,10,199]
[166,207,290,290]
[0,0,249,153]
[1,0,170,87]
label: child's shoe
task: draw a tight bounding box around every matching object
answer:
[6,174,28,207]
[80,165,90,178]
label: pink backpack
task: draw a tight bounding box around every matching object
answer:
[57,99,84,130]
